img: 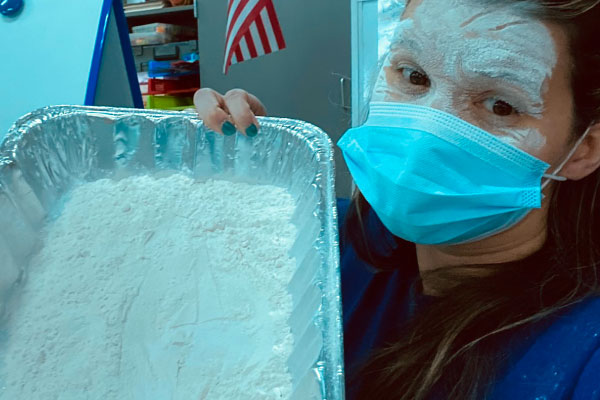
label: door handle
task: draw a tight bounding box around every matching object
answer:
[340,76,351,112]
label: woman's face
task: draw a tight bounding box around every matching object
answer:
[374,0,574,168]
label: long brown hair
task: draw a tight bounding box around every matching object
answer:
[348,1,600,399]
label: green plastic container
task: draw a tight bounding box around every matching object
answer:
[146,95,194,110]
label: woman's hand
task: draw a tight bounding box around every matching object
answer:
[193,88,267,137]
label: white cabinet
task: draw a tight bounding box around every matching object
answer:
[351,0,407,127]
[351,0,378,128]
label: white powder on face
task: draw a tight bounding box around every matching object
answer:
[396,0,557,110]
[373,0,556,152]
[0,174,297,400]
[498,127,547,153]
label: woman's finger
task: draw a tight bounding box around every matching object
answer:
[244,91,267,117]
[223,89,267,136]
[193,88,234,135]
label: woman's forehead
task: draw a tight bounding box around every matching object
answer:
[399,0,553,50]
[404,0,533,28]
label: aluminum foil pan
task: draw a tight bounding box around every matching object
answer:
[0,106,345,399]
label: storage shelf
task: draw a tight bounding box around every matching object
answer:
[125,5,194,18]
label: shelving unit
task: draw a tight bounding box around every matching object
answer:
[125,4,196,28]
[124,4,193,19]
[125,2,199,71]
[124,2,199,110]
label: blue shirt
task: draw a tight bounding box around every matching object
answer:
[337,198,600,399]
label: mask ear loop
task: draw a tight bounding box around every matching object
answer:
[542,126,593,190]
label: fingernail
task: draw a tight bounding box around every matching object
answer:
[246,124,258,138]
[222,121,236,136]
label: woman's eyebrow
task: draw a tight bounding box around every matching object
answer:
[469,70,529,85]
[463,63,547,100]
[390,35,422,54]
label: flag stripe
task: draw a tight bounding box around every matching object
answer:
[265,0,286,50]
[249,23,265,56]
[235,47,244,64]
[224,0,285,73]
[224,0,249,72]
[226,0,250,45]
[224,0,261,68]
[227,0,239,21]
[239,36,251,60]
[254,14,272,54]
[244,31,258,58]
[260,8,279,52]
[225,0,255,56]
[225,1,264,69]
[224,0,261,72]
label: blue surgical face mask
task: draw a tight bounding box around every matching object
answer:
[338,102,587,245]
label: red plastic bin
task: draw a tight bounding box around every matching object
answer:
[148,76,200,96]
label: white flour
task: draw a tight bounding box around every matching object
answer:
[0,174,297,400]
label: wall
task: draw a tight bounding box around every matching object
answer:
[0,1,104,140]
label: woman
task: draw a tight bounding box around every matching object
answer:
[194,0,600,398]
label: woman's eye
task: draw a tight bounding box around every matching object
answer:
[484,99,518,117]
[400,67,430,87]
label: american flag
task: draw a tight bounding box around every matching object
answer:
[223,0,286,74]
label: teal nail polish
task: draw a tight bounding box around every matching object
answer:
[246,124,258,137]
[222,121,236,136]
